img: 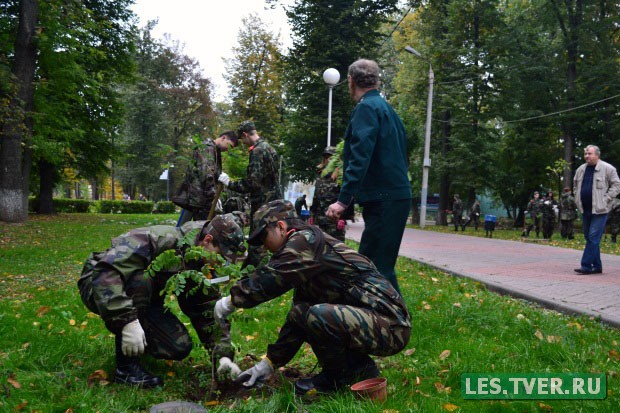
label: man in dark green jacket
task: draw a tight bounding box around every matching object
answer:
[327,59,412,294]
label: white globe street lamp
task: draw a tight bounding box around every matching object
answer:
[323,68,340,147]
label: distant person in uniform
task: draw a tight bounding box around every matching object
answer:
[452,194,463,231]
[218,120,282,269]
[559,187,578,240]
[607,198,620,243]
[462,199,481,231]
[541,193,557,240]
[173,131,239,226]
[310,146,347,241]
[294,194,308,220]
[523,191,543,238]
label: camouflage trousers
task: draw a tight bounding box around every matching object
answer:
[284,301,410,372]
[525,215,541,235]
[542,217,555,239]
[560,219,575,239]
[129,274,233,361]
[315,215,345,242]
[79,256,233,362]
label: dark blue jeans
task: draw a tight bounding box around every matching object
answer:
[580,211,608,271]
[359,199,411,295]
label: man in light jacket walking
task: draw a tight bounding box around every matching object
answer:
[573,145,620,274]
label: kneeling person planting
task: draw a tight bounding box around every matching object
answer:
[214,200,411,394]
[78,214,246,388]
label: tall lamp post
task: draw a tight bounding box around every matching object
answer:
[323,68,340,147]
[405,46,434,228]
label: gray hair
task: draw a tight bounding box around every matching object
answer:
[348,59,380,89]
[585,145,601,155]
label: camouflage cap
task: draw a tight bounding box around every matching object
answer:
[323,146,336,156]
[237,120,256,135]
[203,213,246,260]
[248,200,297,246]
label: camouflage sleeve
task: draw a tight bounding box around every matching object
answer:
[229,232,321,308]
[200,143,219,183]
[266,318,305,367]
[228,146,268,195]
[90,226,182,333]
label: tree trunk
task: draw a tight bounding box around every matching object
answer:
[90,179,99,200]
[37,160,56,214]
[438,109,451,226]
[0,0,38,223]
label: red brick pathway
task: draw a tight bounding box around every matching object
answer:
[346,221,620,327]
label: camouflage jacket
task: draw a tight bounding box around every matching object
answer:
[452,199,463,216]
[527,198,543,217]
[229,226,411,367]
[310,168,340,218]
[78,221,204,334]
[228,138,281,211]
[172,139,221,211]
[541,199,556,220]
[559,193,578,220]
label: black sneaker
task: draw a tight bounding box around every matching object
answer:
[294,355,380,395]
[114,361,163,388]
[295,371,338,395]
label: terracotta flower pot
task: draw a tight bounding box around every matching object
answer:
[350,377,387,402]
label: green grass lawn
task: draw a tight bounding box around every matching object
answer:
[1,213,620,412]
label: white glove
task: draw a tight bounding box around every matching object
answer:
[214,296,235,324]
[121,319,147,356]
[217,357,242,379]
[235,358,274,387]
[218,172,230,187]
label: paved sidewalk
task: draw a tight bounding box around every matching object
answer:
[346,222,620,328]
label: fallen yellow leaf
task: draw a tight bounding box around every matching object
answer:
[443,403,459,411]
[245,335,255,341]
[69,319,76,326]
[453,302,461,308]
[439,350,451,360]
[404,348,416,356]
[534,330,544,340]
[538,402,553,411]
[7,374,21,389]
[36,306,51,317]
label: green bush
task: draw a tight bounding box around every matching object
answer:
[96,200,155,214]
[154,201,176,214]
[28,197,92,213]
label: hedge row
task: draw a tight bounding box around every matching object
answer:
[28,198,177,214]
[29,197,92,213]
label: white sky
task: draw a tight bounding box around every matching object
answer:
[131,0,292,102]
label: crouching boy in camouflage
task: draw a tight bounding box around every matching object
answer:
[78,214,245,388]
[214,200,411,395]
